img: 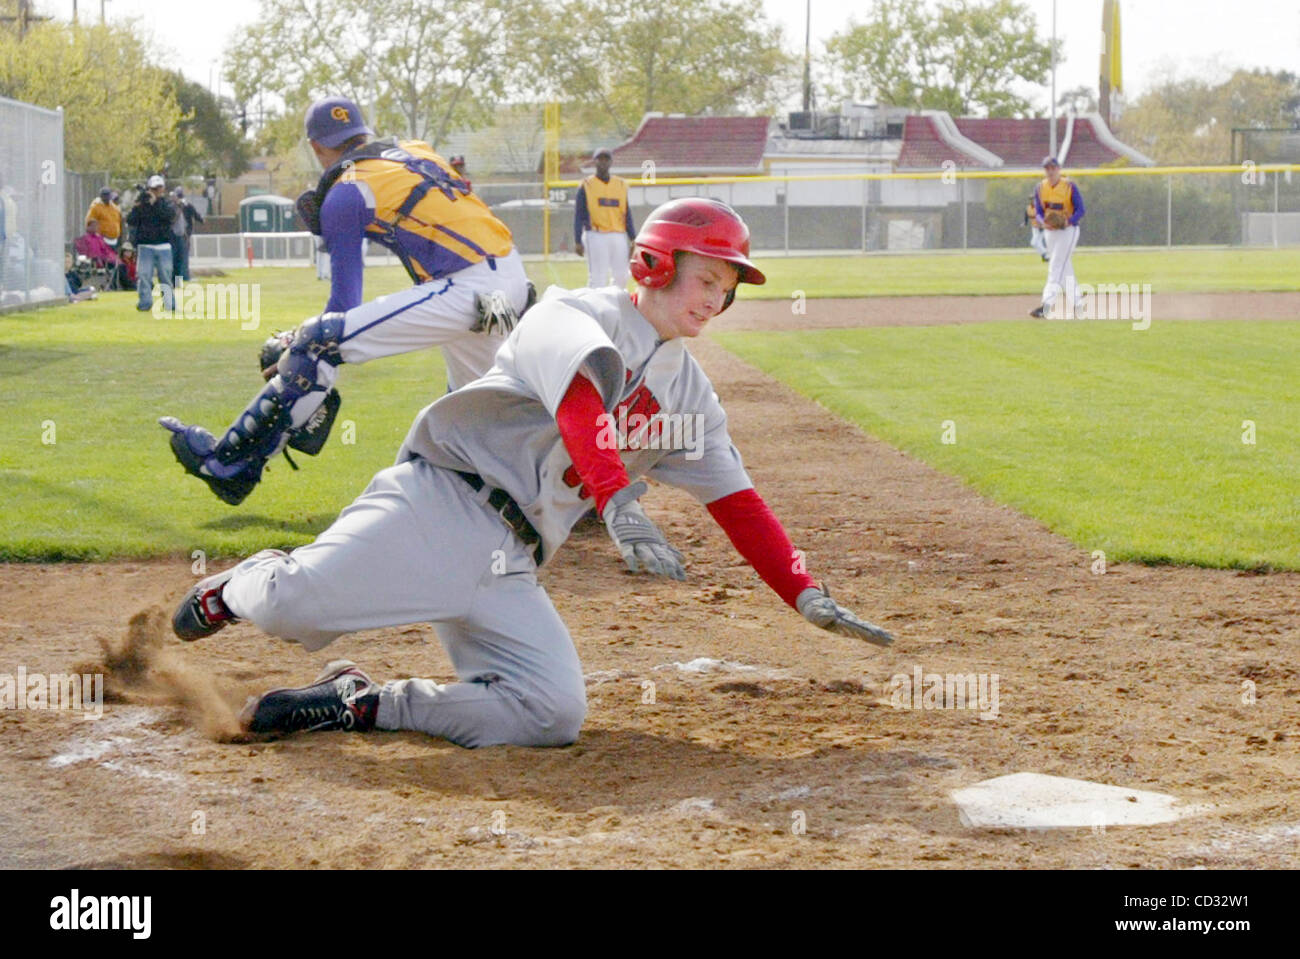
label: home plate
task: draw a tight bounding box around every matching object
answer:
[950,773,1208,829]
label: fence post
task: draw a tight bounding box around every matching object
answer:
[783,178,789,255]
[1166,175,1172,248]
[1273,172,1280,249]
[861,179,868,252]
[961,177,968,250]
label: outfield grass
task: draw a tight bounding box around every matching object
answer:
[534,247,1300,299]
[2,255,1297,561]
[0,275,449,559]
[716,321,1300,570]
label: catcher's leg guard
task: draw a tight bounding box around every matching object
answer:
[160,313,346,504]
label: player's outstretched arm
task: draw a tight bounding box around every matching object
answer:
[706,488,893,647]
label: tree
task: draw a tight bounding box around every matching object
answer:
[165,72,251,178]
[224,0,543,155]
[825,0,1057,117]
[525,0,797,138]
[1120,68,1300,164]
[1057,85,1098,114]
[0,20,182,179]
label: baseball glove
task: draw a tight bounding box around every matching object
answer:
[258,330,294,379]
[1044,210,1068,231]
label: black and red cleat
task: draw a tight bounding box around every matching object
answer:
[173,567,240,641]
[239,661,380,736]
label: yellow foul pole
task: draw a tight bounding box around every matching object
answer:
[543,102,560,260]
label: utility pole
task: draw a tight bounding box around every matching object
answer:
[0,0,53,39]
[1049,0,1058,156]
[801,0,812,113]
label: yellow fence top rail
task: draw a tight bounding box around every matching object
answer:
[550,163,1300,189]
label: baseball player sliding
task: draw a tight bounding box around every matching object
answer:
[169,198,893,746]
[159,97,530,505]
[1030,156,1086,318]
[573,147,636,287]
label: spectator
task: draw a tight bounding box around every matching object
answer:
[74,219,120,268]
[85,187,123,250]
[64,252,98,302]
[126,174,177,312]
[171,186,204,282]
[116,241,138,290]
[448,154,471,192]
[0,174,29,296]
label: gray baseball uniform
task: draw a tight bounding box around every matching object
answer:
[221,286,754,748]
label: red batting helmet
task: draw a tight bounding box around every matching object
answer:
[630,198,765,311]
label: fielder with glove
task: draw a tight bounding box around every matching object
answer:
[159,95,533,506]
[170,198,893,747]
[1030,156,1086,318]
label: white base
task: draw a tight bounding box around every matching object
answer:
[951,772,1208,829]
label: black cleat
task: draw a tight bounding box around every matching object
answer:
[1029,306,1046,318]
[240,661,380,736]
[173,566,239,641]
[159,417,262,506]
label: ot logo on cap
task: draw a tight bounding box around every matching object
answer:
[331,106,350,122]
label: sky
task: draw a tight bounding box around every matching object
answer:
[63,0,1300,112]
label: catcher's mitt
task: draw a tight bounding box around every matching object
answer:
[1044,210,1068,231]
[258,331,294,379]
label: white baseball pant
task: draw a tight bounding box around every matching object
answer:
[1029,226,1047,258]
[222,458,587,748]
[286,249,530,431]
[583,229,631,288]
[1040,225,1083,315]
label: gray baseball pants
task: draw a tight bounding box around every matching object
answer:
[222,458,586,748]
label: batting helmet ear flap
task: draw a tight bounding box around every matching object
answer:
[629,248,677,289]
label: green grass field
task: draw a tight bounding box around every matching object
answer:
[1,247,1297,562]
[716,321,1300,570]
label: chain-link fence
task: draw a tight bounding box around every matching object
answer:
[0,95,65,309]
[533,166,1300,256]
[0,95,67,307]
[66,169,109,245]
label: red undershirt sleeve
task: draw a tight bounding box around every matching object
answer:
[706,488,817,608]
[556,373,629,514]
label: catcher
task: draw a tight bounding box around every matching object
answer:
[169,199,894,745]
[159,96,532,505]
[1029,156,1086,318]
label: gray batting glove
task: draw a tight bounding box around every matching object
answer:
[796,585,893,647]
[602,481,686,580]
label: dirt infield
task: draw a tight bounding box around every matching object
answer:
[2,298,1298,869]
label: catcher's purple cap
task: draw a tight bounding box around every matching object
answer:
[305,96,373,149]
[1042,155,1061,167]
